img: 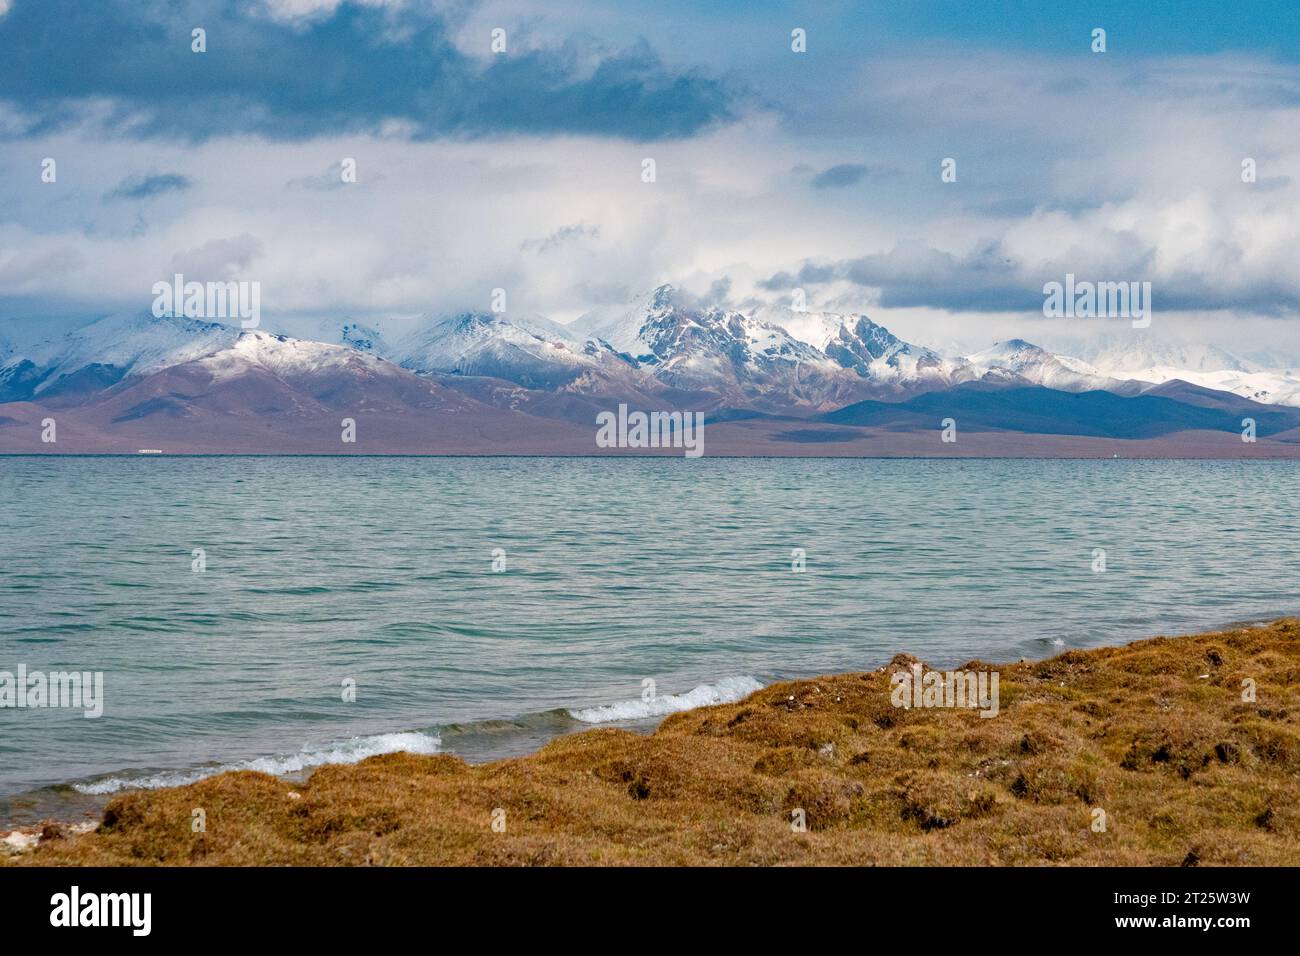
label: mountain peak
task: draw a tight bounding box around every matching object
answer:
[647,284,677,310]
[980,338,1043,355]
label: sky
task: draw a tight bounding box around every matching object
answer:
[1,0,1298,360]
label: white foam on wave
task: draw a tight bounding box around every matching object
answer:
[569,676,763,724]
[73,731,442,795]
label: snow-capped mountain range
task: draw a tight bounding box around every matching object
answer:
[4,284,1300,418]
[1079,338,1300,407]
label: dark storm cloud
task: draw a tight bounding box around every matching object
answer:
[762,239,1300,314]
[0,0,737,142]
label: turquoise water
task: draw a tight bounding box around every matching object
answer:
[1,457,1296,824]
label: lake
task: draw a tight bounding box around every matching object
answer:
[1,456,1295,824]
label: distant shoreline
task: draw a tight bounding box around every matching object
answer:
[8,619,1299,866]
[5,449,1300,459]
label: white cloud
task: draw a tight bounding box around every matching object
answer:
[258,0,404,23]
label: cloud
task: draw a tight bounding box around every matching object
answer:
[104,172,192,202]
[761,192,1300,315]
[699,276,732,308]
[842,239,1046,311]
[169,234,264,280]
[0,0,737,142]
[810,164,868,189]
[285,160,388,191]
[806,162,902,190]
[0,244,85,288]
[761,240,1039,312]
[0,9,1297,359]
[521,222,599,255]
[259,0,397,22]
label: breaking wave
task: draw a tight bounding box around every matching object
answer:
[73,731,442,795]
[568,676,763,724]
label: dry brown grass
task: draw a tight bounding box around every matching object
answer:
[9,619,1300,866]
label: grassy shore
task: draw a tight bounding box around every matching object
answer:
[8,619,1300,866]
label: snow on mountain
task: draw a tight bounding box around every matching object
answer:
[1127,367,1300,407]
[576,286,840,377]
[387,311,644,391]
[807,326,1122,395]
[1069,337,1300,407]
[194,330,408,385]
[752,317,1121,396]
[750,303,978,393]
[340,321,388,354]
[90,328,487,433]
[754,307,845,354]
[1084,339,1258,377]
[964,339,1125,392]
[569,285,675,359]
[573,285,866,409]
[0,312,240,402]
[20,313,239,377]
